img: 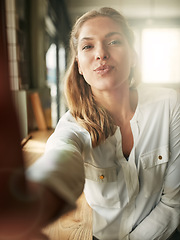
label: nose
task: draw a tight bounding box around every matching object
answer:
[95,44,109,60]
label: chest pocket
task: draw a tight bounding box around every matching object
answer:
[84,163,123,208]
[140,146,169,198]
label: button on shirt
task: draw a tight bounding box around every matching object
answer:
[26,85,180,240]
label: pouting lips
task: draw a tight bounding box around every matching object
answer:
[94,64,113,74]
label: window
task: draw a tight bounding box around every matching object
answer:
[141,28,180,85]
[46,43,67,127]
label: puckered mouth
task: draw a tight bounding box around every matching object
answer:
[94,64,113,72]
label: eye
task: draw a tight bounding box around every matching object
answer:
[108,39,122,45]
[82,45,93,50]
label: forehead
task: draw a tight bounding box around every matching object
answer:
[78,16,123,40]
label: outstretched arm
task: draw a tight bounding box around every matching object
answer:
[0,1,67,239]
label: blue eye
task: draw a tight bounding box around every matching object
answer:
[82,45,92,50]
[109,40,122,45]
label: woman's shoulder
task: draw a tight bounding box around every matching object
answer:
[137,83,179,106]
[58,110,77,125]
[50,110,92,148]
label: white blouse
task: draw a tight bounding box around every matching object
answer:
[26,84,180,240]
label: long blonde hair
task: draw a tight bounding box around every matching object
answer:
[65,7,138,147]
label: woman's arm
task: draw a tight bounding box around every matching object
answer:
[0,2,81,238]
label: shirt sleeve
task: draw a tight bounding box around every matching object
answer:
[26,126,88,212]
[130,91,180,240]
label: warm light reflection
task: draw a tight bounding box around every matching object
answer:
[23,140,46,167]
[141,28,180,84]
[23,140,46,153]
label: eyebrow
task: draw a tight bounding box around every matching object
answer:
[105,32,123,38]
[80,32,123,42]
[80,37,93,42]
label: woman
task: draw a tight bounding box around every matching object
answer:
[27,7,180,239]
[1,7,180,240]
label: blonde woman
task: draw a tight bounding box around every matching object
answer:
[1,7,180,240]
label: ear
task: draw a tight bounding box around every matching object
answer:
[76,57,83,75]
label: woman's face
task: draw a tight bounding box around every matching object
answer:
[76,16,135,95]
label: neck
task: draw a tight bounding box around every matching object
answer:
[93,84,137,126]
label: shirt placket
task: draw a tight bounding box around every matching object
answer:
[115,121,140,239]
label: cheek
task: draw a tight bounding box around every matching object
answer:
[77,53,84,67]
[116,49,132,69]
[78,55,92,74]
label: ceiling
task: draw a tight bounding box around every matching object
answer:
[65,0,180,25]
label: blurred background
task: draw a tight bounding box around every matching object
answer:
[4,0,180,139]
